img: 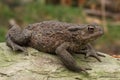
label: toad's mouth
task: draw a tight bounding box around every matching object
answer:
[83,30,104,40]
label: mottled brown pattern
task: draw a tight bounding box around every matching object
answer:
[6,21,104,73]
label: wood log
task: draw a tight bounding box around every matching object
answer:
[84,9,120,20]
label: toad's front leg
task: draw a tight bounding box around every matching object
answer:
[55,42,91,73]
[81,43,105,62]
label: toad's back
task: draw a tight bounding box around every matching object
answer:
[26,21,78,53]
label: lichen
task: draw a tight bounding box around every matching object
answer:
[0,42,120,80]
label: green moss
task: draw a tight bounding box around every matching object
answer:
[0,27,7,42]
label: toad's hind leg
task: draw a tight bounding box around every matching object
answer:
[6,24,31,52]
[55,42,91,73]
[6,35,26,52]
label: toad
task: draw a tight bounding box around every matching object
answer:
[6,21,104,73]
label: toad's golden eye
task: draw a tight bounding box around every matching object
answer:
[88,26,94,33]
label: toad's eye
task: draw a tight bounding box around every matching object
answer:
[88,26,94,33]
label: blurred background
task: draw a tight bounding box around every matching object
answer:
[0,0,120,56]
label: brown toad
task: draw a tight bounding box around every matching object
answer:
[6,21,104,73]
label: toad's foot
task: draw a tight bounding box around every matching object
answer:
[85,51,105,62]
[82,43,105,62]
[6,36,27,53]
[12,45,27,52]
